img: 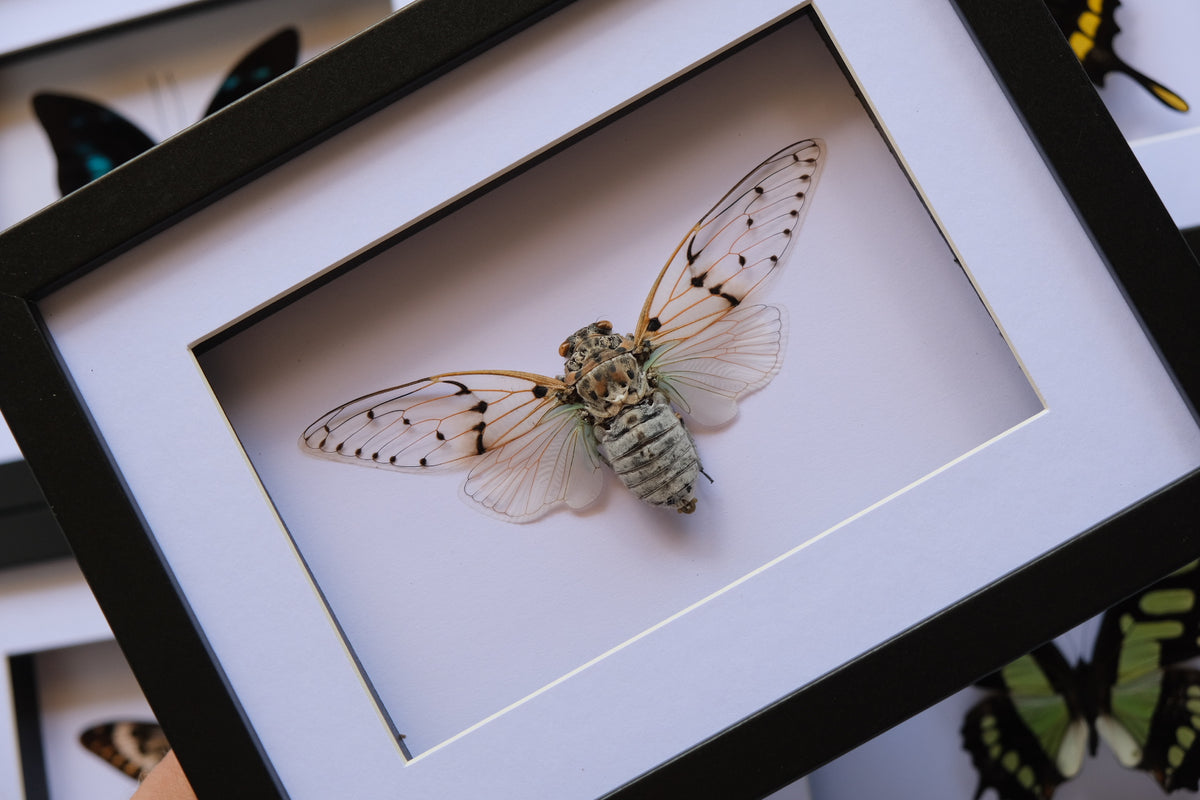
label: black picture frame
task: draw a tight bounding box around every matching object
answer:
[0,459,70,570]
[0,0,228,64]
[5,637,165,800]
[2,1,1200,798]
[9,654,50,800]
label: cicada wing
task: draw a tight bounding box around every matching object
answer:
[648,303,786,427]
[634,139,823,346]
[462,402,604,522]
[301,370,603,522]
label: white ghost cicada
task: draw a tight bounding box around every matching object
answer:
[301,140,824,522]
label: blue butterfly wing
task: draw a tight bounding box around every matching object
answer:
[203,27,299,116]
[33,28,298,196]
[31,92,155,195]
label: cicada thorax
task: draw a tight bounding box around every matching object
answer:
[559,321,650,419]
[559,321,701,514]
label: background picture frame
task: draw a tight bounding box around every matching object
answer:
[0,559,127,799]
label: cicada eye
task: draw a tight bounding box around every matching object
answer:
[558,340,571,357]
[596,320,613,333]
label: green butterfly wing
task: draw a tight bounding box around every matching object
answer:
[1092,559,1200,790]
[962,560,1200,798]
[961,645,1085,800]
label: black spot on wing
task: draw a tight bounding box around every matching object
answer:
[471,400,488,414]
[647,317,662,332]
[446,380,472,396]
[532,385,549,399]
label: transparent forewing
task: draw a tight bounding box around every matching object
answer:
[462,403,604,522]
[301,371,604,521]
[301,371,571,469]
[634,139,823,346]
[647,303,786,427]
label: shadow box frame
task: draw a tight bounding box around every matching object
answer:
[0,559,116,799]
[4,0,1200,797]
[0,459,70,570]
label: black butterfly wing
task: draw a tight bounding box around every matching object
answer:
[1090,559,1200,790]
[31,93,156,195]
[1136,667,1200,791]
[1043,0,1188,111]
[203,27,299,116]
[962,644,1085,800]
[32,28,298,196]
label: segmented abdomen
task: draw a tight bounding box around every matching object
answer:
[594,391,700,514]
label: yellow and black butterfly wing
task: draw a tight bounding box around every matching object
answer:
[962,644,1087,800]
[1091,559,1200,790]
[1044,0,1188,112]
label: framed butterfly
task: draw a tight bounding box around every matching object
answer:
[301,140,824,522]
[1044,0,1188,112]
[961,559,1200,799]
[32,27,299,196]
[79,720,169,781]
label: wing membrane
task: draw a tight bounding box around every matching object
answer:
[302,371,603,521]
[463,403,603,522]
[647,303,785,426]
[634,139,823,345]
[302,371,567,468]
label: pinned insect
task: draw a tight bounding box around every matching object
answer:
[32,28,299,195]
[961,560,1200,799]
[301,140,824,522]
